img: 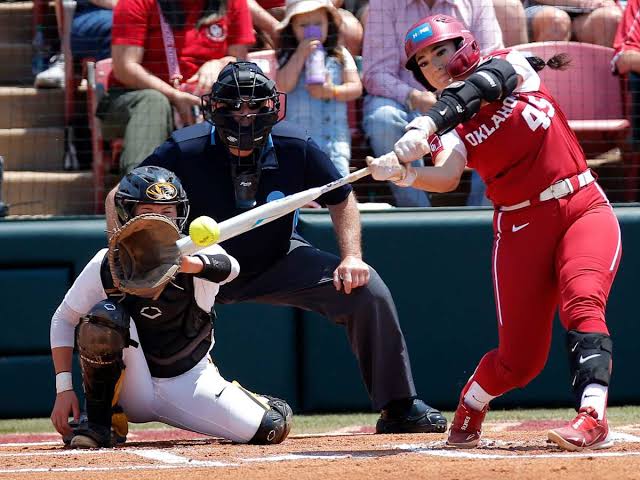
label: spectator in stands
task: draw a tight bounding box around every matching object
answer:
[248,0,363,55]
[35,0,116,88]
[613,0,640,75]
[524,0,622,47]
[493,0,528,46]
[613,0,640,174]
[362,0,503,207]
[71,0,115,61]
[97,0,255,174]
[276,0,363,176]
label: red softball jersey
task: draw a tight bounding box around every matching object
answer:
[111,0,255,86]
[429,49,588,207]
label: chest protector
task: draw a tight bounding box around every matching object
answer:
[100,256,213,378]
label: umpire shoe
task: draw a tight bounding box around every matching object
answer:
[447,400,488,448]
[547,407,613,451]
[376,399,447,434]
[69,422,113,449]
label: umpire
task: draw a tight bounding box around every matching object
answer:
[106,61,446,434]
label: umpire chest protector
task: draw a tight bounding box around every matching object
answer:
[100,257,214,378]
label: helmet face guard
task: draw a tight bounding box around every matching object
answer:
[114,166,190,230]
[404,15,480,91]
[201,61,285,151]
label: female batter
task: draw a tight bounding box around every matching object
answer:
[367,14,622,451]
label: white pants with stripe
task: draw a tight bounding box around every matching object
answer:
[117,322,266,443]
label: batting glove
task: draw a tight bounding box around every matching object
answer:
[366,153,418,187]
[393,116,439,163]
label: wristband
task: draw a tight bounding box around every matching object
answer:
[56,371,73,394]
[394,165,418,187]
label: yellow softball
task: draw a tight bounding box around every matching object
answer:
[189,216,220,247]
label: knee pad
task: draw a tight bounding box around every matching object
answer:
[249,396,293,445]
[567,330,612,409]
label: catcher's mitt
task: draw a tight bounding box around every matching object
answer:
[108,213,182,299]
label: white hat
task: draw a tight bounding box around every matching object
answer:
[278,0,342,31]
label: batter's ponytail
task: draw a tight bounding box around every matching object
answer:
[526,53,572,72]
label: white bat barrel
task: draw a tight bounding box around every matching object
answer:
[177,167,370,255]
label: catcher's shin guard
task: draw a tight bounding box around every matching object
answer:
[233,382,293,444]
[567,330,612,410]
[76,300,132,429]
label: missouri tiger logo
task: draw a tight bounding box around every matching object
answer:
[146,182,178,201]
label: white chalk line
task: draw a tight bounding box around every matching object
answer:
[2,430,640,474]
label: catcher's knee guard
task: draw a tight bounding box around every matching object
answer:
[567,330,612,409]
[249,396,293,445]
[76,300,132,428]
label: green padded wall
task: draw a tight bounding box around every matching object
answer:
[0,356,83,419]
[0,269,69,354]
[0,206,638,417]
[212,303,299,411]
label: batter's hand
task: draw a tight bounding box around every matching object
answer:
[394,129,430,163]
[333,255,370,294]
[366,152,405,181]
[51,390,80,437]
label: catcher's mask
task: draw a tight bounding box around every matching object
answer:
[115,166,190,230]
[404,14,480,91]
[201,61,285,152]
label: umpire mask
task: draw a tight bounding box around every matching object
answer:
[202,61,284,152]
[202,62,285,209]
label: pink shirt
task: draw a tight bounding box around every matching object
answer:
[362,0,504,106]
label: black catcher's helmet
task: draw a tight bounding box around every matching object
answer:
[201,61,284,151]
[114,166,190,230]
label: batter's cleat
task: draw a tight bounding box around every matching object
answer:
[69,422,113,449]
[547,407,613,451]
[447,400,488,448]
[376,399,447,434]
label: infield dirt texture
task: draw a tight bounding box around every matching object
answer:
[2,418,640,480]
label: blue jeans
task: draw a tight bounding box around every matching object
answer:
[71,9,112,61]
[363,95,430,207]
[363,95,490,207]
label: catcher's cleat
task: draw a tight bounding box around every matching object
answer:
[447,400,488,448]
[547,407,613,451]
[376,399,447,434]
[69,422,114,449]
[63,411,127,447]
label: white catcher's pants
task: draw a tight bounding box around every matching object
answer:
[117,322,266,443]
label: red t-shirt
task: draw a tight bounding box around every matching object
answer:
[111,0,255,86]
[614,0,640,54]
[429,49,587,207]
[256,0,285,9]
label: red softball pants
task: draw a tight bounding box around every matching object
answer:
[469,182,622,397]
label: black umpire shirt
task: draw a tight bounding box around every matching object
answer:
[139,121,352,277]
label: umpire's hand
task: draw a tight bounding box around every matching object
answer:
[333,255,370,294]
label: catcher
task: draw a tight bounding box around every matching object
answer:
[49,165,292,448]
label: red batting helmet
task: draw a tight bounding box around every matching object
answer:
[404,15,481,91]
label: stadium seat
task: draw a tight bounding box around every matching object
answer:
[53,0,85,170]
[512,41,635,201]
[87,58,121,213]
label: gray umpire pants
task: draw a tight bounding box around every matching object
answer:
[217,242,417,411]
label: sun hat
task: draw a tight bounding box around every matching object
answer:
[278,0,342,30]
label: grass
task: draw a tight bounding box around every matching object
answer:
[1,406,640,436]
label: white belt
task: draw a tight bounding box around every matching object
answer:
[499,170,595,212]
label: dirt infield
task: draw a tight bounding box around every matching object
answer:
[2,420,640,480]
